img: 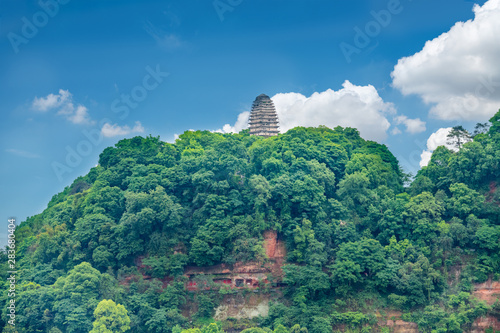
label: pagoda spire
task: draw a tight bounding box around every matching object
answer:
[248,94,280,137]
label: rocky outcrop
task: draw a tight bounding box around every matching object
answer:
[471,316,500,333]
[386,319,419,333]
[472,279,500,332]
[263,230,286,279]
[379,311,419,333]
[183,230,287,291]
[473,279,500,305]
[263,230,286,259]
[214,294,270,320]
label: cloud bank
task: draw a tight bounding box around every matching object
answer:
[392,0,500,121]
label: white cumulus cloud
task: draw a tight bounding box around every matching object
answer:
[101,121,145,138]
[32,89,71,111]
[32,89,93,125]
[68,105,91,124]
[392,0,500,121]
[419,127,456,167]
[394,115,426,134]
[221,81,397,142]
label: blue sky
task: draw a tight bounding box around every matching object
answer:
[1,0,499,243]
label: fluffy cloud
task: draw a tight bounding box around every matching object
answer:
[68,105,91,125]
[218,111,250,134]
[419,127,455,167]
[394,115,426,134]
[101,121,145,138]
[221,81,396,142]
[274,81,396,141]
[392,0,500,121]
[32,89,93,125]
[32,89,71,111]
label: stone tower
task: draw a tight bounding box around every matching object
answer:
[248,94,279,137]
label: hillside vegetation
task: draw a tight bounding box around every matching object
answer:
[2,111,500,333]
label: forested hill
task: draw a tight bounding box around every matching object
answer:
[3,112,500,333]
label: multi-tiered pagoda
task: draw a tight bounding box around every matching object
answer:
[248,94,280,137]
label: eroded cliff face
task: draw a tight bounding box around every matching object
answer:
[376,311,419,333]
[179,231,285,322]
[263,230,286,260]
[472,279,500,332]
[182,230,287,291]
[473,279,500,305]
[472,316,500,333]
[385,319,419,333]
[214,294,270,321]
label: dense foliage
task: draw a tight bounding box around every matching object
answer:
[2,111,500,332]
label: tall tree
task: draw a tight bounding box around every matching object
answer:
[446,126,471,149]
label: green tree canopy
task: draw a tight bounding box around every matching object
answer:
[90,299,131,333]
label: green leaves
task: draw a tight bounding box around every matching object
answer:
[448,183,485,218]
[402,192,444,245]
[90,299,130,333]
[474,225,500,251]
[282,265,330,302]
[332,238,386,287]
[330,260,362,287]
[410,293,490,332]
